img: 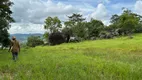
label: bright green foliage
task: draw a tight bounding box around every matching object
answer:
[110,9,142,35]
[43,32,49,42]
[135,23,142,33]
[68,13,85,23]
[0,30,10,49]
[64,21,74,28]
[63,13,86,39]
[87,19,104,38]
[27,36,44,47]
[0,0,14,48]
[63,21,74,36]
[71,22,88,39]
[63,14,105,40]
[44,17,62,33]
[1,33,142,79]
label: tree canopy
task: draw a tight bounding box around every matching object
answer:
[110,9,142,35]
[44,16,62,33]
[27,36,44,47]
[0,0,14,48]
[43,9,142,44]
[87,19,104,39]
[68,13,85,23]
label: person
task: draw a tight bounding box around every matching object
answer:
[8,36,20,61]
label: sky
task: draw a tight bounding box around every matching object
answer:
[8,0,142,34]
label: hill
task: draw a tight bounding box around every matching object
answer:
[10,33,43,43]
[0,34,142,80]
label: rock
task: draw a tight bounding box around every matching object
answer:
[128,36,133,39]
[69,37,80,42]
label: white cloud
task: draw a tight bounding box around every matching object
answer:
[9,1,112,34]
[9,23,45,34]
[9,0,138,34]
[62,0,110,4]
[10,0,81,34]
[135,0,142,15]
[11,0,80,24]
[91,4,108,20]
[111,3,133,10]
[89,4,110,25]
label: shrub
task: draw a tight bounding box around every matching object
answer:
[48,32,65,45]
[27,36,44,47]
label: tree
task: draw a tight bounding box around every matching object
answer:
[68,13,85,23]
[63,21,74,40]
[87,19,104,39]
[0,0,14,48]
[71,22,88,39]
[110,14,119,24]
[44,16,62,33]
[110,9,142,35]
[135,23,142,33]
[27,36,44,47]
[62,27,72,43]
[0,29,10,49]
[63,13,86,39]
[43,32,49,42]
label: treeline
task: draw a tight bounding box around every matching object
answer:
[27,9,142,47]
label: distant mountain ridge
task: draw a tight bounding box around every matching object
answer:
[10,33,43,43]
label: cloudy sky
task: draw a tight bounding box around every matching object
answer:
[9,0,142,34]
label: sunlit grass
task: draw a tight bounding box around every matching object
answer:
[0,33,142,80]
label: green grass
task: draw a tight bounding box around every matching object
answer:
[1,34,142,80]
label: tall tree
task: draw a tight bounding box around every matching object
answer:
[110,9,142,35]
[63,13,86,38]
[62,27,72,43]
[0,0,14,48]
[27,36,44,47]
[110,14,119,24]
[68,13,85,22]
[72,22,88,39]
[62,21,74,38]
[44,16,61,33]
[87,19,104,39]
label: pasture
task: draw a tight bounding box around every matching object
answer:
[0,34,142,80]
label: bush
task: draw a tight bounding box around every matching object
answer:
[20,43,30,49]
[27,36,44,47]
[48,32,65,45]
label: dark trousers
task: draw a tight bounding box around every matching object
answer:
[12,52,18,61]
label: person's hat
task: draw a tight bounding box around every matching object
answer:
[12,36,16,39]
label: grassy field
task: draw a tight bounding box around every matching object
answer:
[0,34,142,80]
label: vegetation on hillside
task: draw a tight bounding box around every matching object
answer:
[0,34,142,79]
[42,9,142,46]
[0,0,142,79]
[27,36,44,47]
